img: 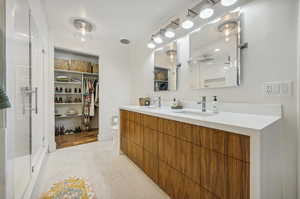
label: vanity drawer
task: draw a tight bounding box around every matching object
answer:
[143,127,158,155]
[143,150,158,183]
[163,119,177,137]
[176,122,193,142]
[227,133,250,162]
[143,115,158,130]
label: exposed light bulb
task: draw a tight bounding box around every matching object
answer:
[224,29,230,36]
[200,8,214,19]
[147,42,156,49]
[165,29,175,38]
[81,28,86,35]
[214,48,220,52]
[181,19,194,29]
[153,35,163,44]
[221,0,238,7]
[81,37,86,42]
[225,37,230,42]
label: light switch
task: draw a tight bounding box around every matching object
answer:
[263,81,293,97]
[280,81,292,96]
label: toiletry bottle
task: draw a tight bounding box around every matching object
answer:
[212,96,218,113]
[171,98,177,108]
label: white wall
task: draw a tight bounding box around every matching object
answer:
[52,35,131,140]
[129,0,298,198]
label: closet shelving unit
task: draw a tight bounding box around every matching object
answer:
[54,48,100,149]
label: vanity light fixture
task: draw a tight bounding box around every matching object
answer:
[221,0,238,7]
[181,9,197,29]
[153,35,163,44]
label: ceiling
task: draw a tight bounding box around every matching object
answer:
[45,0,199,43]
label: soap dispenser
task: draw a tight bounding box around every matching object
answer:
[212,96,219,113]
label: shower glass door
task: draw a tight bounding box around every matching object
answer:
[13,0,32,198]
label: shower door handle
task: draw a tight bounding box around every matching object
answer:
[22,87,38,114]
[34,87,38,114]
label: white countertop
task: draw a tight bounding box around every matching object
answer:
[120,105,281,136]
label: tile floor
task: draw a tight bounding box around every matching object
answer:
[32,140,170,199]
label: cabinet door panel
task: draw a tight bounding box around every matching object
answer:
[177,139,193,178]
[200,127,227,154]
[192,145,201,184]
[200,148,226,198]
[201,188,219,199]
[158,118,164,133]
[128,120,135,142]
[120,137,128,155]
[227,158,250,199]
[134,112,141,124]
[129,111,135,121]
[133,123,143,146]
[177,122,193,142]
[143,115,158,130]
[227,133,250,162]
[158,133,177,168]
[163,119,177,136]
[177,177,202,199]
[120,110,129,120]
[135,144,143,169]
[143,127,158,155]
[143,150,158,183]
[158,161,183,199]
[192,125,201,146]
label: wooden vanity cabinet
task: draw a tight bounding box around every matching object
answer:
[120,110,250,199]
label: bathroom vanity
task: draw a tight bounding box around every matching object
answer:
[119,105,282,199]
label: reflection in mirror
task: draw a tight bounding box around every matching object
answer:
[189,12,241,89]
[154,41,178,92]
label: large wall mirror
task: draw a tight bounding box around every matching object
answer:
[154,41,178,92]
[189,12,241,89]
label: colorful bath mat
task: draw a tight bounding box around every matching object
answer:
[41,176,96,199]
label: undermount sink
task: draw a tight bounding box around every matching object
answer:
[172,109,217,116]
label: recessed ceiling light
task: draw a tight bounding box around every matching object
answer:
[221,0,238,7]
[120,38,131,45]
[165,29,175,38]
[147,42,156,49]
[181,19,194,29]
[153,35,163,44]
[200,8,214,19]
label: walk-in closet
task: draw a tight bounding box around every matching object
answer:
[54,48,99,149]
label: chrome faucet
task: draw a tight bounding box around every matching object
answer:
[154,96,162,108]
[197,96,206,112]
